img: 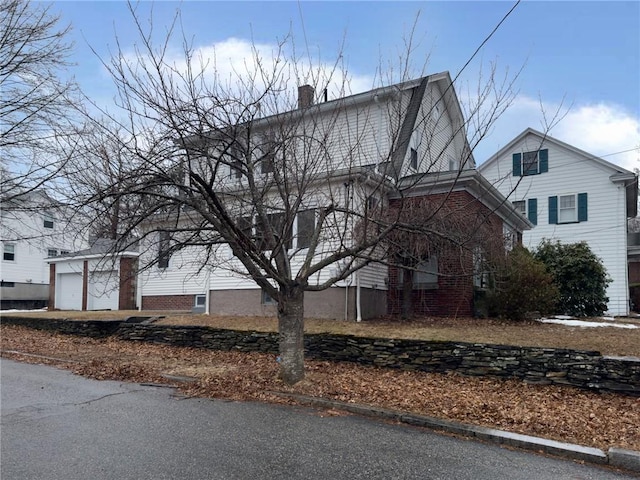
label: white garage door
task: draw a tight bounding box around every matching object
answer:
[89,271,119,311]
[57,272,83,310]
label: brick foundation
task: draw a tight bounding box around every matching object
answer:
[142,294,194,311]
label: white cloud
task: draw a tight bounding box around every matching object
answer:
[554,103,640,171]
[116,37,373,117]
[475,95,640,171]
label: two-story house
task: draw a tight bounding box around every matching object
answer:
[479,128,638,316]
[1,189,85,309]
[133,72,530,320]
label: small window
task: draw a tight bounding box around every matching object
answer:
[448,155,459,171]
[43,212,54,229]
[512,201,526,216]
[3,244,15,261]
[47,249,58,258]
[409,148,418,170]
[195,294,206,307]
[559,194,577,223]
[60,250,70,256]
[513,149,548,177]
[158,231,170,269]
[261,288,277,305]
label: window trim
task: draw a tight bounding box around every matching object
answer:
[47,248,58,258]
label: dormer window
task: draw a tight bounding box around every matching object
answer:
[512,149,548,176]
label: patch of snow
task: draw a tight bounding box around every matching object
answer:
[539,318,638,329]
[553,315,574,320]
[600,316,615,322]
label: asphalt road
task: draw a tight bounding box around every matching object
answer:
[1,358,634,480]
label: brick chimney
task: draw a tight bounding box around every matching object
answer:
[298,85,314,109]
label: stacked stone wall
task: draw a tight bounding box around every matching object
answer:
[3,316,638,395]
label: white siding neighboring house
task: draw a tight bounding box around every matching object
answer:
[0,190,86,309]
[478,128,638,316]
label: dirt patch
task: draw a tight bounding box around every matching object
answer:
[2,324,638,453]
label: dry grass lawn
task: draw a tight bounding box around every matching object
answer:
[7,310,640,356]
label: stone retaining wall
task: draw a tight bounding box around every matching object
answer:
[116,324,640,395]
[3,316,639,395]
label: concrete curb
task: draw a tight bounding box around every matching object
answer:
[271,392,639,473]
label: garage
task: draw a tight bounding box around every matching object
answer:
[88,271,119,310]
[46,239,139,312]
[56,272,83,310]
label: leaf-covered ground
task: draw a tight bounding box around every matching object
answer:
[2,324,638,453]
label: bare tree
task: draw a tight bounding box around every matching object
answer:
[78,3,525,384]
[0,0,79,200]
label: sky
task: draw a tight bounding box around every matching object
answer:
[51,1,640,170]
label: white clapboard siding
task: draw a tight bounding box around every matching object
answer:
[479,129,633,316]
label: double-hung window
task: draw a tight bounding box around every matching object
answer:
[549,193,588,224]
[512,149,548,176]
[3,243,15,261]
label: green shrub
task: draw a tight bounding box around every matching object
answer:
[534,240,610,317]
[487,246,558,321]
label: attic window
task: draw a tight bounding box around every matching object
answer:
[410,148,418,170]
[512,149,548,176]
[43,212,54,229]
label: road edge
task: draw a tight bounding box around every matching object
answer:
[270,391,640,474]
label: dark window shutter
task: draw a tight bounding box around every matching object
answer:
[578,193,588,222]
[539,149,549,173]
[512,153,522,176]
[548,196,558,224]
[527,198,538,225]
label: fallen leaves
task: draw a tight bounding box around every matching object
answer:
[1,324,638,452]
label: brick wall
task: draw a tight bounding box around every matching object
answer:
[142,294,194,311]
[118,257,137,310]
[387,191,504,317]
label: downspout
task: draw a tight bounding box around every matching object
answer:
[205,266,212,315]
[356,272,362,322]
[136,266,143,311]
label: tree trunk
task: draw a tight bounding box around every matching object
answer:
[277,285,305,384]
[402,268,414,319]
